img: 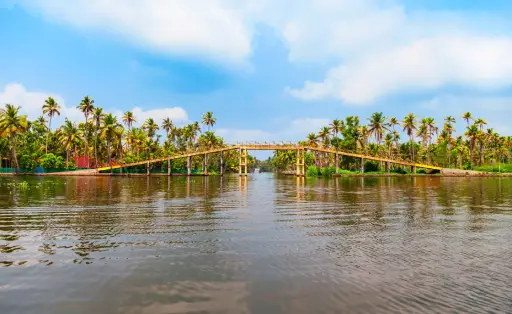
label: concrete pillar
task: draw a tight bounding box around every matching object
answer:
[411,166,416,173]
[296,149,300,176]
[361,158,365,173]
[187,156,192,176]
[167,159,171,176]
[146,161,150,176]
[120,166,123,175]
[239,148,242,176]
[335,152,339,175]
[220,151,224,176]
[203,154,208,175]
[386,162,390,173]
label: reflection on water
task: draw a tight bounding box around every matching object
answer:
[1,175,512,313]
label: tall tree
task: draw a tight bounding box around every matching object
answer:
[161,117,174,147]
[201,111,216,131]
[91,107,105,166]
[122,111,136,129]
[77,96,95,166]
[0,104,29,169]
[462,112,473,126]
[465,124,479,167]
[402,113,417,161]
[58,119,81,168]
[100,114,124,169]
[329,119,344,151]
[42,97,61,154]
[143,118,159,139]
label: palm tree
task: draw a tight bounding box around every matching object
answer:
[424,117,437,163]
[143,118,159,139]
[462,112,473,126]
[161,117,174,146]
[388,117,399,131]
[122,111,136,129]
[58,119,81,168]
[91,107,105,166]
[42,97,61,154]
[306,133,318,147]
[201,111,216,131]
[402,113,417,161]
[0,104,29,169]
[100,114,124,169]
[367,112,388,145]
[474,118,487,131]
[445,116,456,124]
[329,119,344,150]
[367,112,388,161]
[77,96,95,166]
[443,122,455,167]
[465,124,479,167]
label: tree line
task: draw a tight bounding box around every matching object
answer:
[0,96,244,171]
[272,112,512,172]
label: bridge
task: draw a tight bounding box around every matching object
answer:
[96,143,443,176]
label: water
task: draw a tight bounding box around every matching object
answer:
[1,174,512,313]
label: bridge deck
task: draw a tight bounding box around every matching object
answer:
[97,144,442,172]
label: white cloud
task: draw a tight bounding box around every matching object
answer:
[16,0,254,64]
[288,35,512,104]
[0,83,188,128]
[13,0,512,104]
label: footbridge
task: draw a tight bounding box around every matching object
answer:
[97,143,442,176]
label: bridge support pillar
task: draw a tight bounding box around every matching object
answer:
[203,154,208,176]
[120,166,123,175]
[411,166,416,174]
[386,162,390,173]
[220,151,224,176]
[361,158,365,173]
[146,161,150,176]
[335,152,339,175]
[239,148,248,176]
[296,149,305,177]
[187,156,192,176]
[167,159,171,176]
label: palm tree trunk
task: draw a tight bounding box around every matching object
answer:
[46,117,52,154]
[66,150,69,168]
[107,140,111,168]
[479,143,483,166]
[11,135,18,169]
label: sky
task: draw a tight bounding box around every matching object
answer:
[2,0,512,150]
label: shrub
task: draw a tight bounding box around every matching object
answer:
[40,153,65,169]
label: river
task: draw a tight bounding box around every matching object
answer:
[1,174,512,313]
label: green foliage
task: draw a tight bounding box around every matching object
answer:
[19,153,39,170]
[473,164,512,173]
[40,153,65,169]
[364,161,379,172]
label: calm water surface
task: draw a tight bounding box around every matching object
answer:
[1,174,512,313]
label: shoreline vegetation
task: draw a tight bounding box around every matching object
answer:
[1,97,511,177]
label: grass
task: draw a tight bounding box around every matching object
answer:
[473,163,512,173]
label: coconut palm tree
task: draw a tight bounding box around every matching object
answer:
[462,112,473,126]
[42,97,61,154]
[58,119,81,168]
[0,104,29,169]
[91,107,105,166]
[161,117,174,146]
[388,117,399,131]
[307,133,319,147]
[77,96,94,166]
[367,112,388,147]
[465,124,479,167]
[201,111,216,131]
[99,114,124,168]
[424,117,437,163]
[122,111,136,129]
[402,113,417,161]
[143,118,159,139]
[329,119,344,151]
[474,118,487,131]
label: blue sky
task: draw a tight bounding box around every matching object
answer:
[2,0,512,147]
